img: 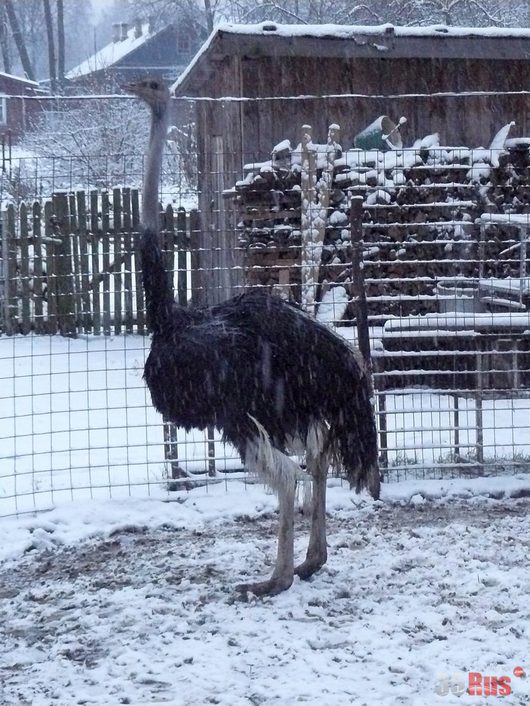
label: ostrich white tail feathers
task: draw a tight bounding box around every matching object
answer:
[305,422,329,462]
[245,415,311,500]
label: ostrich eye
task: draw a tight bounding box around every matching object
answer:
[149,81,159,89]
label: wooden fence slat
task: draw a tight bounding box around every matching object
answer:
[131,189,145,334]
[4,206,17,334]
[113,187,122,335]
[53,192,76,337]
[69,192,82,334]
[122,187,134,333]
[32,202,45,334]
[0,213,8,334]
[90,190,101,335]
[44,201,57,334]
[19,203,31,334]
[76,191,91,333]
[101,191,111,335]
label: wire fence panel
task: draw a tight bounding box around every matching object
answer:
[1,132,530,517]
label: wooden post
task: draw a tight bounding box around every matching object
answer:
[1,210,15,335]
[19,203,31,334]
[69,192,82,332]
[76,191,91,333]
[90,190,101,336]
[122,187,134,334]
[160,204,183,483]
[5,205,17,334]
[211,135,229,305]
[162,416,189,486]
[32,202,45,334]
[113,187,123,335]
[351,194,380,477]
[44,200,57,334]
[350,196,371,368]
[101,191,111,336]
[52,192,76,337]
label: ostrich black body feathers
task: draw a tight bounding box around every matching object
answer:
[142,224,379,496]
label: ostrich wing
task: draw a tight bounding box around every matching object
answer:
[143,292,378,493]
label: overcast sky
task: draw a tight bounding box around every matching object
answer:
[91,0,114,21]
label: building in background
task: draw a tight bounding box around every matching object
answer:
[66,20,202,93]
[0,72,47,142]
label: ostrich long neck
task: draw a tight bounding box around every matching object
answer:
[143,104,168,232]
[141,101,175,333]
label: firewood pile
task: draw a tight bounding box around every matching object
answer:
[225,128,530,318]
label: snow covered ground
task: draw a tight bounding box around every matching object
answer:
[0,480,529,705]
[1,332,530,704]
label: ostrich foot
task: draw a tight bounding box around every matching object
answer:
[294,553,327,580]
[236,574,293,598]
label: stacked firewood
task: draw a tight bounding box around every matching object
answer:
[226,131,530,317]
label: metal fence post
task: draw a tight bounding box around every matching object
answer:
[350,195,371,368]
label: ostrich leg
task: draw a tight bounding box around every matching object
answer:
[295,448,329,580]
[237,477,296,597]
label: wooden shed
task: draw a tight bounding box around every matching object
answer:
[173,23,530,304]
[0,72,46,141]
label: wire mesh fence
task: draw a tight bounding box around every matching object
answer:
[2,128,530,517]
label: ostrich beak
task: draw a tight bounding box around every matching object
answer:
[122,82,138,95]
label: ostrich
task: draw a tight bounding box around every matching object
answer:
[127,78,380,596]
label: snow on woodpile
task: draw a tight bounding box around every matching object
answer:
[227,123,530,319]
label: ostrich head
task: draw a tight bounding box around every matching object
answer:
[125,78,170,117]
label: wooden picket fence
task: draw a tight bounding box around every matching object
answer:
[0,189,199,336]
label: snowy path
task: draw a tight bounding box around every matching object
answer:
[1,488,528,705]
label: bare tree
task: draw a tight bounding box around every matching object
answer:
[43,0,57,92]
[0,3,11,74]
[110,0,223,36]
[57,0,65,87]
[3,0,35,80]
[228,0,529,26]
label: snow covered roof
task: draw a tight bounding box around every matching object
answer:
[0,71,40,87]
[173,22,530,95]
[66,22,154,79]
[204,22,530,40]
